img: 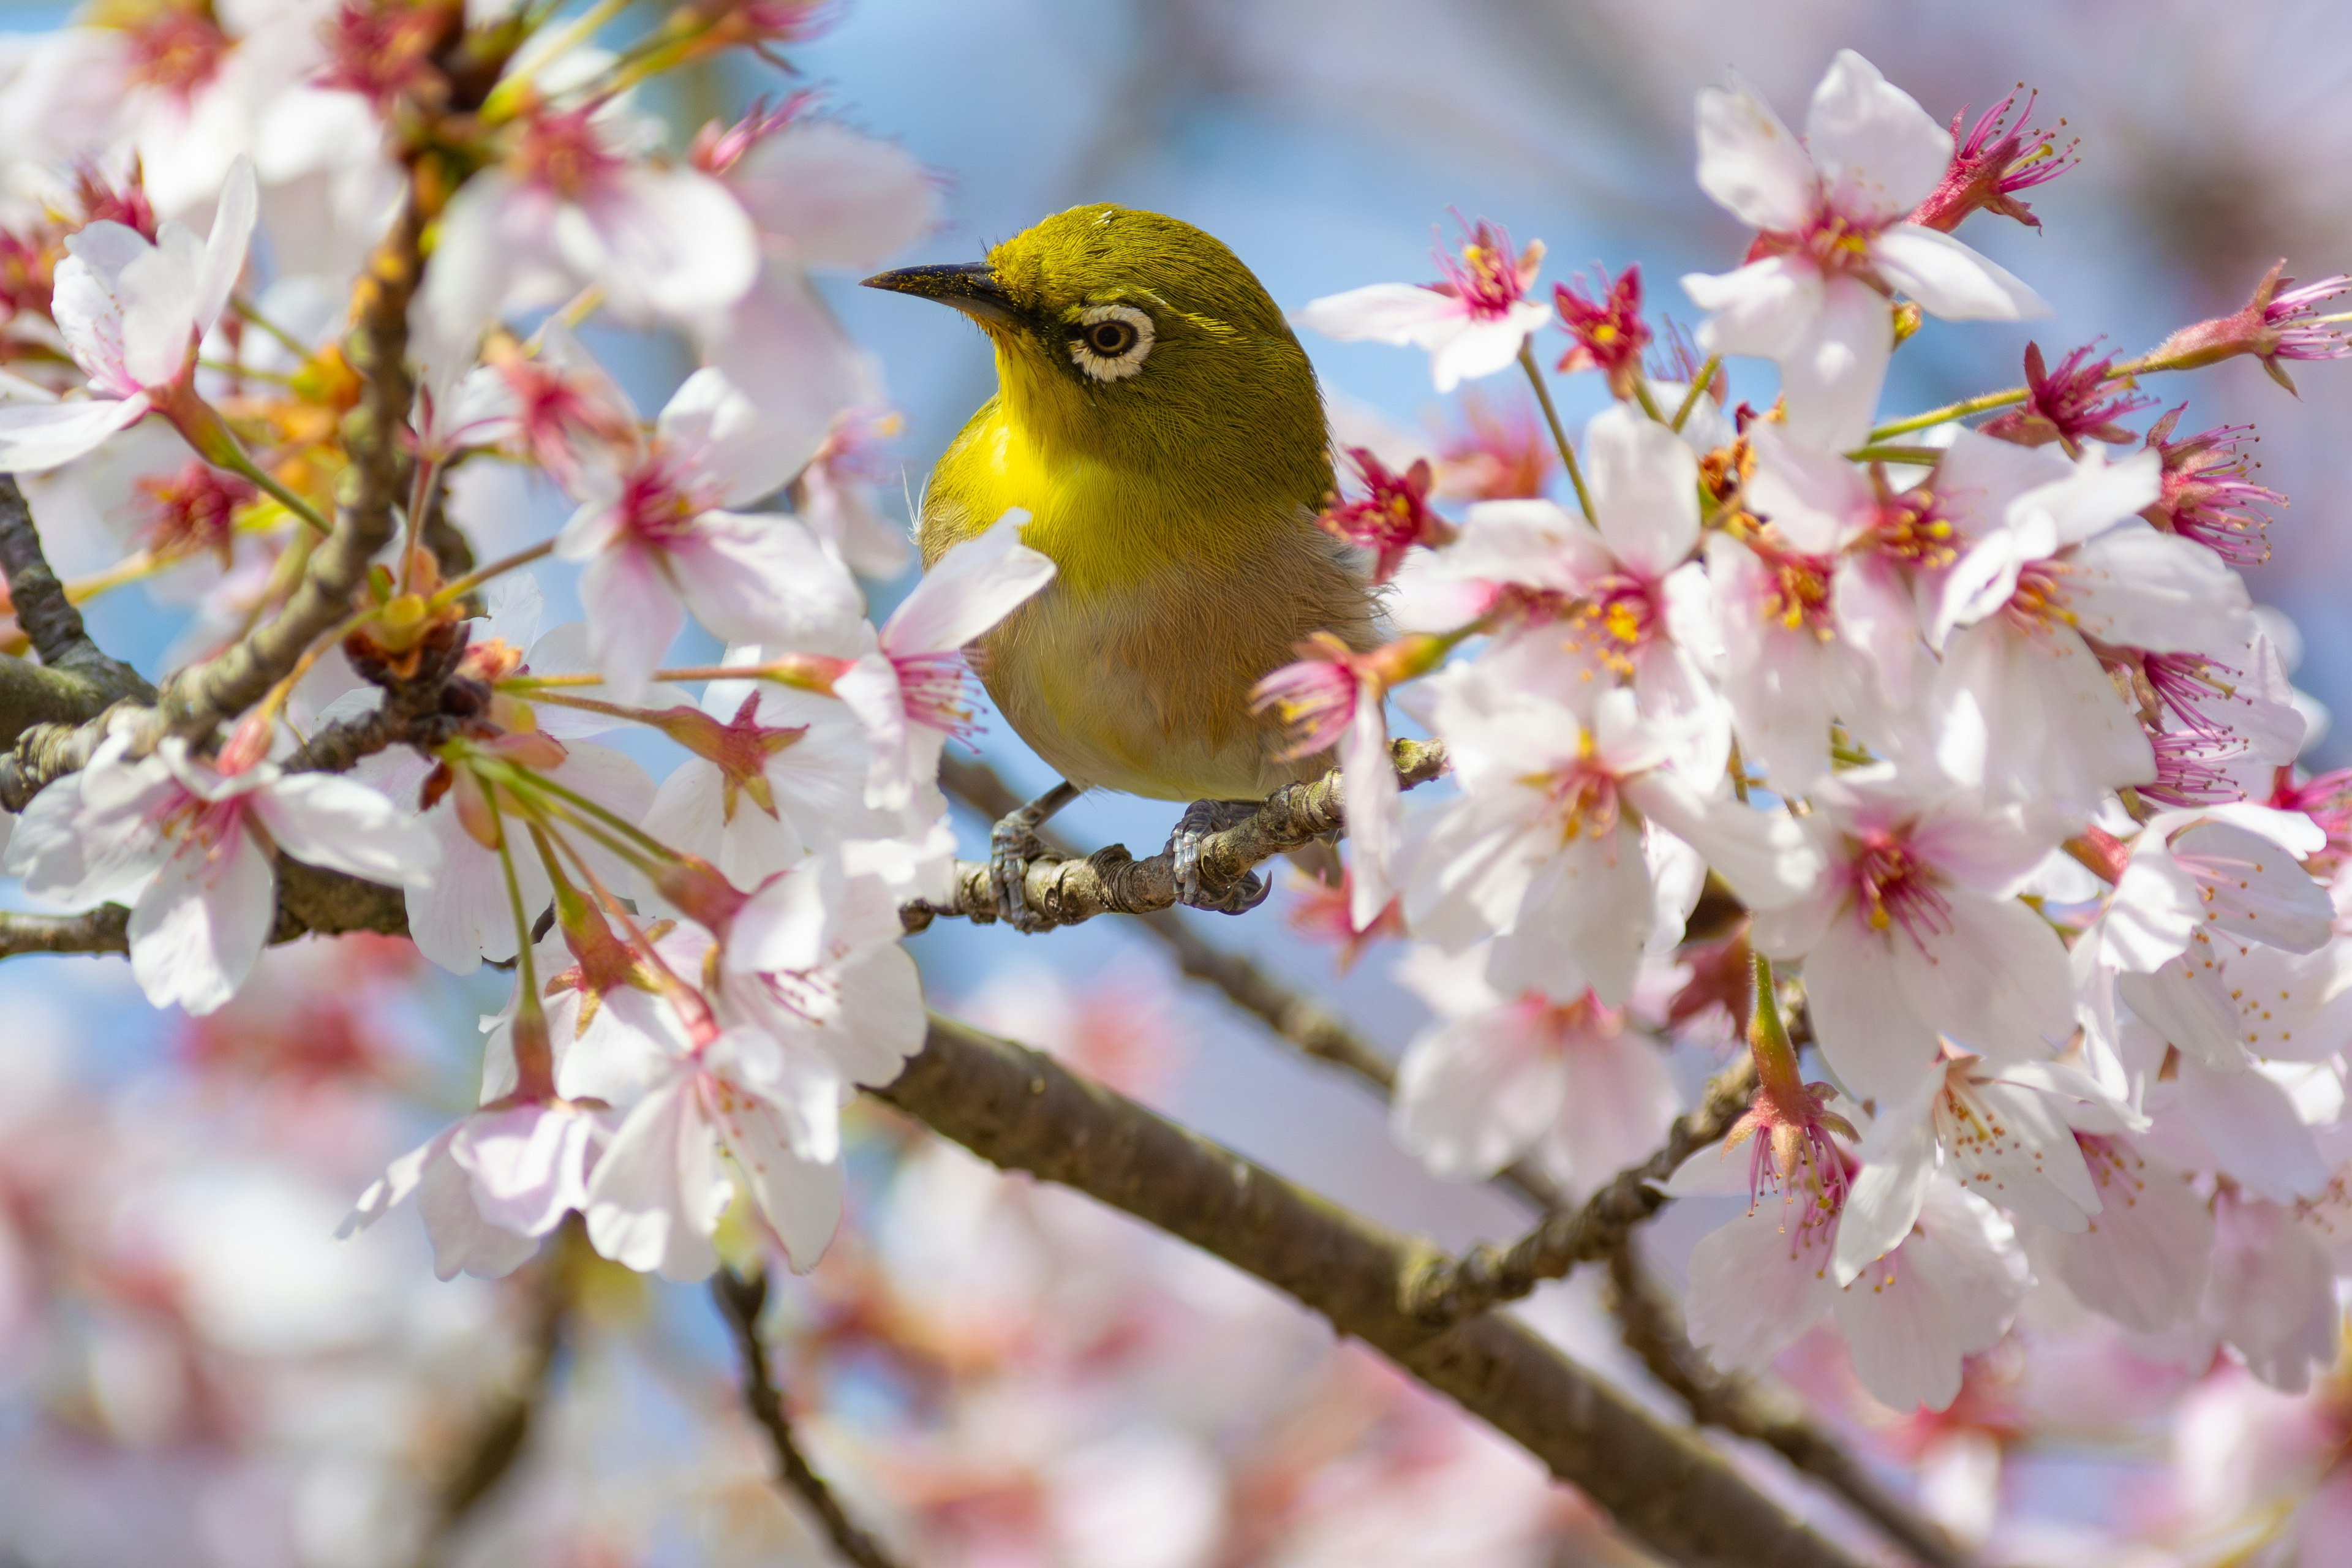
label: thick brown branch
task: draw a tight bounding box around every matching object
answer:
[1607,1246,1973,1568]
[159,198,423,741]
[0,476,154,748]
[880,1014,1871,1568]
[711,1265,905,1568]
[1400,1055,1758,1324]
[0,905,130,956]
[905,739,1447,932]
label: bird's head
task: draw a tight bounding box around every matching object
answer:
[864,204,1331,507]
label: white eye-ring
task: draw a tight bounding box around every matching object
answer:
[1069,303,1155,382]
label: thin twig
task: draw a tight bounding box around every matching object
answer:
[1397,1055,1758,1323]
[881,1014,1874,1568]
[903,739,1447,933]
[0,905,130,957]
[1518,340,1595,522]
[710,1265,906,1568]
[412,1221,577,1568]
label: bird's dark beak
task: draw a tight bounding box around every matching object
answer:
[861,262,1020,327]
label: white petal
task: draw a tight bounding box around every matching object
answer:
[1869,225,2048,320]
[1893,889,2072,1065]
[128,826,275,1016]
[1801,911,1944,1103]
[731,121,940,270]
[1780,274,1892,453]
[253,772,441,888]
[1803,51,1953,224]
[1834,1079,1940,1284]
[0,395,150,473]
[1683,255,1822,361]
[2040,1136,2211,1332]
[2169,820,2334,955]
[1392,1009,1569,1180]
[1685,1204,1839,1370]
[2066,524,2253,655]
[583,1073,728,1281]
[2174,1055,2330,1202]
[884,507,1055,655]
[568,166,758,323]
[579,545,685,703]
[1292,282,1458,346]
[669,510,867,649]
[1695,71,1818,232]
[1585,404,1698,578]
[193,155,257,336]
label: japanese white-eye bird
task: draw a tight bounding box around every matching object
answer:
[865,205,1377,927]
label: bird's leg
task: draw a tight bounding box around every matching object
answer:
[990,780,1080,932]
[1168,799,1272,915]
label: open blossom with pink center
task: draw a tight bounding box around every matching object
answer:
[555,364,866,699]
[437,321,639,483]
[1682,51,2048,450]
[422,100,758,348]
[1907,86,2079,233]
[1551,263,1650,398]
[575,852,925,1281]
[2150,260,2352,393]
[1317,446,1449,583]
[3,726,438,1016]
[1750,766,2071,1103]
[0,155,254,473]
[339,1096,615,1281]
[134,459,253,567]
[1434,393,1555,501]
[1713,429,1963,790]
[1427,405,1724,744]
[1284,870,1404,971]
[1978,339,2157,450]
[2141,408,2280,567]
[1926,434,2255,810]
[1391,944,1681,1190]
[831,508,1057,812]
[1834,1055,2138,1286]
[1673,1107,2029,1414]
[1294,217,1553,393]
[1403,654,1817,1006]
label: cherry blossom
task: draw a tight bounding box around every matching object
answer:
[554,365,866,699]
[422,100,758,348]
[0,156,254,472]
[339,1098,613,1281]
[1683,51,2047,448]
[1404,649,1817,1006]
[1391,944,1679,1188]
[831,509,1057,811]
[1295,218,1553,393]
[1749,766,2071,1102]
[4,726,437,1014]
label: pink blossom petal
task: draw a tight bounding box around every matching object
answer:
[1869,223,2048,321]
[128,822,275,1016]
[584,1071,729,1282]
[0,394,151,473]
[1695,70,1817,233]
[1803,51,1954,225]
[579,543,686,703]
[883,508,1055,655]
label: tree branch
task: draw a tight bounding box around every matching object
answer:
[879,1014,1874,1568]
[0,905,130,956]
[0,475,155,748]
[412,1219,575,1568]
[904,739,1447,932]
[1605,1245,1973,1568]
[1399,1056,1757,1324]
[711,1265,906,1568]
[158,197,423,742]
[936,755,1963,1566]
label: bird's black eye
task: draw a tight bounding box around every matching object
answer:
[1068,303,1156,381]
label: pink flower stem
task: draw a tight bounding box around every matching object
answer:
[429,538,557,609]
[1746,952,1807,1110]
[536,818,718,1041]
[494,803,556,1099]
[1518,340,1596,523]
[1669,356,1721,432]
[510,654,848,696]
[209,443,331,536]
[397,452,443,594]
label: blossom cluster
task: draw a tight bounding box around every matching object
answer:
[1297,50,2352,1417]
[0,0,1055,1289]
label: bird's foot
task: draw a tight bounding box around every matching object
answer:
[1169,799,1270,915]
[989,783,1079,933]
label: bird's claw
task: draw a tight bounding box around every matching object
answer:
[1169,799,1270,915]
[987,813,1058,933]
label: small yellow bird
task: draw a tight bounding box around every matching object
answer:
[865,205,1376,926]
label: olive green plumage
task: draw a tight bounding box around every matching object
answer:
[877,204,1378,802]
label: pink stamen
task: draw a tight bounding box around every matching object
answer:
[894,650,982,741]
[1429,216,1543,321]
[1850,831,1954,946]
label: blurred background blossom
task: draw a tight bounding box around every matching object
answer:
[7,0,2352,1563]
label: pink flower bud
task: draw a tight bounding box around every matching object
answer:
[2149,261,2352,393]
